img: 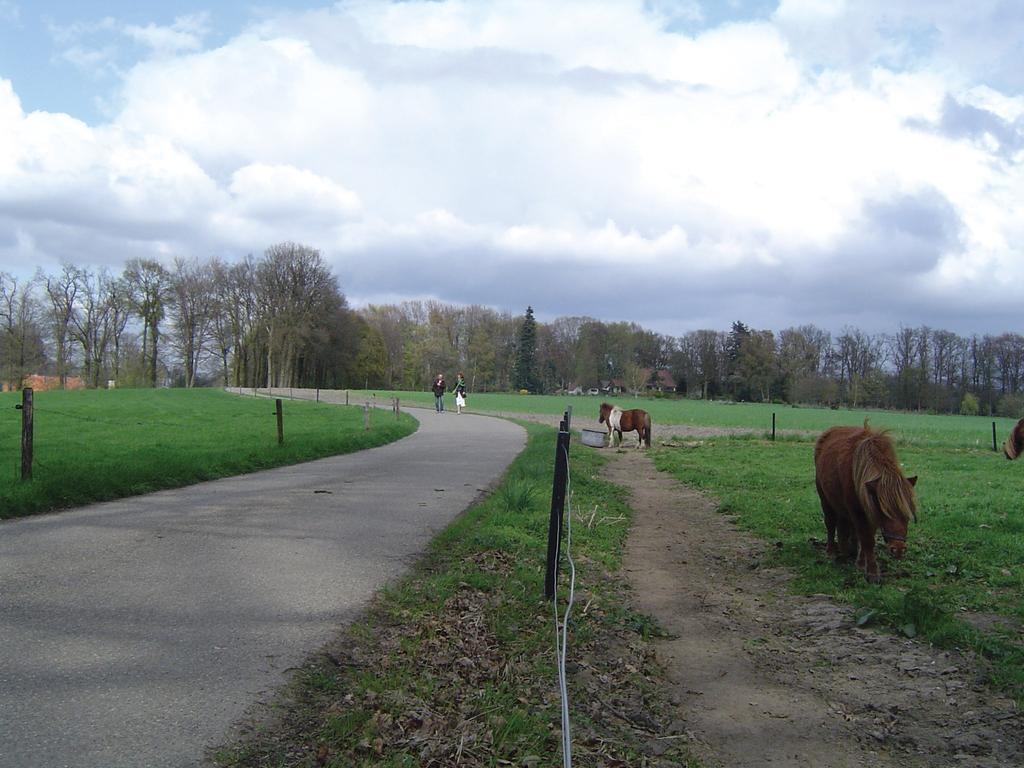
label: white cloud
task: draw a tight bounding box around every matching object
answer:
[775,0,847,23]
[3,1,1024,334]
[123,13,210,56]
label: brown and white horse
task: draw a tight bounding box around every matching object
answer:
[598,402,652,449]
[814,420,918,583]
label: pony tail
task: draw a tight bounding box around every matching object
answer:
[644,413,652,447]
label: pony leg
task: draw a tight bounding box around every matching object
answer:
[854,526,880,582]
[817,484,839,558]
[837,521,857,560]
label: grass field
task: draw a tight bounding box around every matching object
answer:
[352,389,1019,449]
[0,388,416,520]
[654,436,1024,701]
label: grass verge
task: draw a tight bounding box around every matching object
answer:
[0,388,416,519]
[211,422,700,767]
[653,436,1024,704]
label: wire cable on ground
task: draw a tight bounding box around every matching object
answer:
[553,442,575,768]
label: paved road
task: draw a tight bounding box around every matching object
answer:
[0,405,526,768]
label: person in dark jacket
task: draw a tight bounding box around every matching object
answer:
[431,373,446,412]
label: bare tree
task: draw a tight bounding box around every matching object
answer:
[256,243,340,388]
[680,329,726,400]
[169,256,217,388]
[106,277,132,384]
[0,273,45,389]
[68,267,117,388]
[835,327,883,407]
[43,264,81,388]
[124,258,172,387]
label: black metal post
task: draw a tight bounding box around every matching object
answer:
[275,398,284,445]
[993,421,998,452]
[545,417,571,600]
[772,412,776,441]
[20,387,33,481]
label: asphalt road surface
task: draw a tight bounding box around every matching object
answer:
[0,406,526,768]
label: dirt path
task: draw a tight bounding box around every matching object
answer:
[605,449,1022,768]
[490,409,771,440]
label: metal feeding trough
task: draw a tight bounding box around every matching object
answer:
[580,428,606,448]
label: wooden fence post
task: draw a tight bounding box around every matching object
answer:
[275,398,284,445]
[19,387,33,481]
[364,403,370,431]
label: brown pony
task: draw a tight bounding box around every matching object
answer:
[598,402,652,449]
[814,421,918,583]
[1003,417,1024,460]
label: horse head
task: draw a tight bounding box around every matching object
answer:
[867,474,917,560]
[598,402,612,424]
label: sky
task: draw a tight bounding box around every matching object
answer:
[1,0,1023,337]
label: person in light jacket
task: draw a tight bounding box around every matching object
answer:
[452,372,467,414]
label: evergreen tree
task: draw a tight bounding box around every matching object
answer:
[512,306,540,392]
[725,320,751,400]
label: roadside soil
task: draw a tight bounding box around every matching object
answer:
[605,449,1022,768]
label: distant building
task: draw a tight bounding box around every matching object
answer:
[600,379,625,395]
[643,368,677,393]
[3,374,86,392]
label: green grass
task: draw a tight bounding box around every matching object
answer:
[213,422,698,767]
[0,388,416,519]
[653,436,1024,702]
[351,389,1018,450]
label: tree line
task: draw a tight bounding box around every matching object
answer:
[2,248,1022,416]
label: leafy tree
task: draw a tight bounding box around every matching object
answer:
[736,330,779,402]
[351,319,387,388]
[961,392,980,416]
[622,361,648,395]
